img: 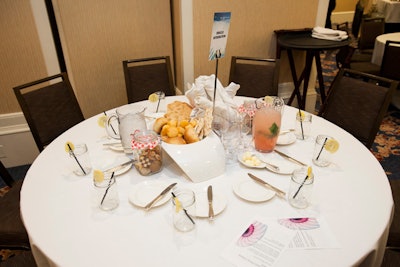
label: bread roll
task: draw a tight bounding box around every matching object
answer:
[184,126,200,144]
[164,136,187,145]
[153,117,169,134]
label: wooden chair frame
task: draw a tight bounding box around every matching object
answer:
[318,68,398,148]
[13,73,84,152]
[229,56,280,98]
[122,56,175,103]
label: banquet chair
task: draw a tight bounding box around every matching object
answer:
[380,40,400,82]
[335,1,367,68]
[229,56,280,98]
[350,40,400,79]
[357,17,385,52]
[318,68,398,149]
[13,73,84,152]
[0,250,37,267]
[122,56,175,103]
[387,178,400,251]
[0,161,30,250]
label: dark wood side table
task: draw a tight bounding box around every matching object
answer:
[278,32,349,110]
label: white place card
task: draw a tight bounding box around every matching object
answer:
[209,12,231,60]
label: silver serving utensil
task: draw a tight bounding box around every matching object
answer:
[207,185,215,220]
[247,173,286,199]
[273,149,307,166]
[144,182,177,211]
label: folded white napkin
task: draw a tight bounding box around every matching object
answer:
[185,74,240,120]
[312,26,348,41]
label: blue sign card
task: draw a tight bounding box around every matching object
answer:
[209,12,231,60]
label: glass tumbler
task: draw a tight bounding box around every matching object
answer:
[172,189,196,232]
[288,168,314,209]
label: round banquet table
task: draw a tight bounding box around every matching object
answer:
[20,95,393,267]
[371,32,400,65]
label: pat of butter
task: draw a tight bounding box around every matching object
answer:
[242,152,262,167]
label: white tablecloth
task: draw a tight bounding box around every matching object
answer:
[371,32,400,65]
[377,0,400,23]
[20,96,393,267]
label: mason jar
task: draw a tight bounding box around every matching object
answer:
[132,130,162,176]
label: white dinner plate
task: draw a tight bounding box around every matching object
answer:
[188,191,227,218]
[233,179,275,202]
[112,163,132,176]
[277,132,296,145]
[108,143,124,152]
[128,180,174,208]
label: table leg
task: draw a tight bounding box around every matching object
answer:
[314,51,326,104]
[287,49,303,108]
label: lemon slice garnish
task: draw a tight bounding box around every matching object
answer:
[97,115,107,128]
[307,166,312,178]
[93,170,104,183]
[65,141,75,152]
[148,93,159,102]
[298,110,305,120]
[174,197,182,213]
[325,139,339,153]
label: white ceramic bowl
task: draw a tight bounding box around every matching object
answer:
[162,131,226,183]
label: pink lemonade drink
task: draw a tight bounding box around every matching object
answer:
[253,107,281,152]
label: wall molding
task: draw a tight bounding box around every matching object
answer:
[0,112,30,135]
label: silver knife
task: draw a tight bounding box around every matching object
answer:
[247,173,286,199]
[144,182,177,211]
[103,159,134,173]
[273,149,307,166]
[207,185,215,220]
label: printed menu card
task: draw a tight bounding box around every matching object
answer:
[222,217,340,267]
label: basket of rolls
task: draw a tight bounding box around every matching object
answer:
[152,100,213,145]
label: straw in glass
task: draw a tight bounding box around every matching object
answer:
[316,137,328,160]
[292,167,312,199]
[67,143,86,175]
[100,172,115,205]
[298,109,304,140]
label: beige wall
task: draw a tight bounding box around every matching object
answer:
[336,0,358,12]
[335,0,372,12]
[0,0,48,115]
[192,0,319,87]
[54,0,174,118]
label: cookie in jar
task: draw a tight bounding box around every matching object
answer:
[131,130,162,176]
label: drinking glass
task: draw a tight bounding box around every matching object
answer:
[312,135,338,167]
[295,111,312,140]
[288,168,314,209]
[252,96,284,152]
[94,174,119,211]
[213,111,242,164]
[68,143,92,176]
[172,189,196,232]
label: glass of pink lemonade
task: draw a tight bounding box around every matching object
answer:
[252,96,284,152]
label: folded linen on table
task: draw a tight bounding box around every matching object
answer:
[185,74,240,120]
[312,26,348,41]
